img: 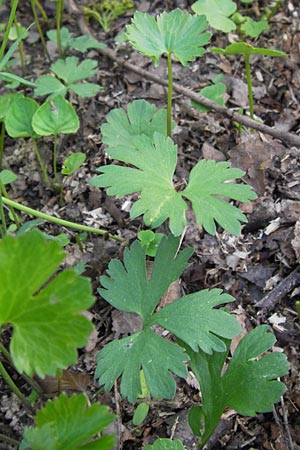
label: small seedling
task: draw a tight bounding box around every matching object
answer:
[47,26,107,54]
[84,0,134,32]
[137,230,164,257]
[192,74,226,112]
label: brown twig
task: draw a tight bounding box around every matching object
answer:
[65,0,300,148]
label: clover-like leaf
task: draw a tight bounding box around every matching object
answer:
[32,95,79,136]
[144,439,185,450]
[101,100,172,151]
[192,0,237,32]
[126,9,211,66]
[182,160,257,235]
[186,325,288,446]
[90,133,256,236]
[99,235,193,321]
[212,42,287,58]
[22,393,115,450]
[149,289,242,354]
[240,17,269,38]
[0,231,95,377]
[95,328,188,403]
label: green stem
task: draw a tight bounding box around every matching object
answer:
[0,180,20,228]
[32,138,50,186]
[0,0,19,61]
[245,54,254,120]
[0,433,20,446]
[33,0,50,26]
[0,359,34,412]
[30,0,51,63]
[296,301,300,321]
[53,133,58,182]
[167,52,173,138]
[1,196,124,241]
[0,121,5,169]
[13,15,26,76]
[265,0,282,21]
[0,191,7,237]
[56,0,64,58]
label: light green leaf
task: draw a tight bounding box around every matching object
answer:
[34,75,67,97]
[22,393,115,450]
[95,328,188,403]
[0,93,16,120]
[5,95,40,138]
[0,231,95,377]
[51,56,98,84]
[90,132,188,236]
[0,169,17,185]
[191,0,237,32]
[212,42,287,58]
[101,100,172,151]
[192,81,226,112]
[99,236,193,320]
[143,439,184,450]
[241,17,268,38]
[133,402,150,425]
[186,325,288,446]
[182,160,257,235]
[126,9,211,66]
[150,289,241,354]
[70,34,107,52]
[137,230,164,257]
[47,27,73,52]
[32,95,79,136]
[62,152,86,175]
[70,82,101,97]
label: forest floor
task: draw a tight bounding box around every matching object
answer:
[0,0,300,449]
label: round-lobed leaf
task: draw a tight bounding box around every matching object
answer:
[5,95,40,138]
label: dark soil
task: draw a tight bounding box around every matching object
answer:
[1,0,300,449]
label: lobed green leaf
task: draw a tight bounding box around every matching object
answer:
[143,439,185,450]
[192,0,237,32]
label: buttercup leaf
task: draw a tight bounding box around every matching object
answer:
[186,325,288,445]
[34,75,67,97]
[212,42,286,58]
[192,0,237,32]
[0,231,95,377]
[22,393,115,450]
[95,328,188,403]
[51,56,98,84]
[101,100,171,152]
[240,17,269,38]
[126,9,211,66]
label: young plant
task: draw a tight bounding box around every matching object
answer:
[83,0,134,32]
[47,26,106,54]
[211,42,286,119]
[34,56,102,98]
[192,74,226,112]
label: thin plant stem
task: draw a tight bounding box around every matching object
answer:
[32,138,51,186]
[244,54,254,120]
[1,196,124,241]
[0,180,20,228]
[0,433,19,446]
[53,133,58,182]
[265,0,282,21]
[0,121,5,170]
[33,0,50,26]
[0,0,19,61]
[13,15,25,76]
[0,192,7,236]
[0,359,34,412]
[167,52,173,137]
[30,0,51,63]
[56,0,65,58]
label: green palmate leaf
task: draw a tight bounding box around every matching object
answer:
[101,100,172,151]
[99,235,193,320]
[90,133,256,236]
[4,95,40,138]
[51,56,98,84]
[34,75,67,97]
[212,42,287,58]
[95,328,188,404]
[69,34,106,52]
[47,26,73,53]
[0,231,95,377]
[62,152,86,175]
[70,82,101,98]
[192,0,237,32]
[240,17,268,38]
[90,133,188,236]
[137,230,164,257]
[186,325,288,445]
[32,95,79,136]
[149,289,241,354]
[192,81,226,112]
[182,160,256,235]
[126,8,211,66]
[143,439,184,450]
[22,393,115,450]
